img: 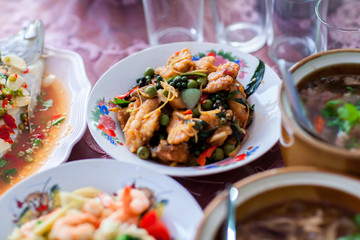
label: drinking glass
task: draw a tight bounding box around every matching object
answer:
[210,0,267,53]
[316,0,360,51]
[267,0,317,66]
[142,0,204,46]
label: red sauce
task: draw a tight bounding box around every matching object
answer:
[0,74,70,195]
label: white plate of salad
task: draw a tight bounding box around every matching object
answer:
[0,159,203,240]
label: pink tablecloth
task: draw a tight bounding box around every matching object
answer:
[2,0,283,209]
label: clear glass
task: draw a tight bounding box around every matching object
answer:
[316,0,360,51]
[210,0,267,53]
[142,0,204,46]
[267,0,317,66]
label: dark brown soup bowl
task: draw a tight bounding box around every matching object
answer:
[280,49,360,175]
[195,167,360,239]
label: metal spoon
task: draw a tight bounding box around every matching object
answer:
[277,59,328,142]
[224,186,238,240]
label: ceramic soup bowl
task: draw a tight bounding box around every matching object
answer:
[196,167,360,239]
[280,49,360,175]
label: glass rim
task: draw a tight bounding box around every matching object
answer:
[315,0,360,32]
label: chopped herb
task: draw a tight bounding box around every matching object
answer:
[244,60,265,98]
[52,117,66,126]
[37,96,43,103]
[43,99,53,108]
[231,97,255,111]
[322,100,360,134]
[0,159,7,168]
[347,86,356,93]
[1,168,17,182]
[228,90,240,99]
[110,98,131,108]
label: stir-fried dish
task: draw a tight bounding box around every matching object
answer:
[111,48,262,166]
[300,63,360,150]
[8,186,171,240]
[236,200,360,240]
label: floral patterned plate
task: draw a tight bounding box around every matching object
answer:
[0,159,203,240]
[86,42,282,176]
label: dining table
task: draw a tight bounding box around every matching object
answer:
[2,0,284,209]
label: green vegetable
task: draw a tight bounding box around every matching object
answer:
[178,71,207,77]
[33,138,42,147]
[144,67,155,77]
[181,88,201,109]
[321,100,360,134]
[187,79,198,89]
[197,77,208,87]
[162,90,169,97]
[202,99,213,110]
[111,98,131,108]
[115,234,141,240]
[0,107,7,118]
[192,106,200,117]
[42,99,53,110]
[0,159,7,168]
[220,117,227,125]
[1,168,17,182]
[230,97,255,111]
[212,148,224,161]
[160,114,170,126]
[20,113,28,123]
[52,117,66,126]
[224,144,236,156]
[145,86,157,97]
[244,60,265,98]
[137,146,150,159]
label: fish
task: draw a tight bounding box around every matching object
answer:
[0,20,45,156]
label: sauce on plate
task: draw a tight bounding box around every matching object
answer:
[0,74,70,195]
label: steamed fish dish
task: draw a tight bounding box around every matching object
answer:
[0,54,44,156]
[8,186,171,240]
[0,20,69,191]
[111,48,263,166]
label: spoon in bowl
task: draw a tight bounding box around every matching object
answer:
[277,59,329,143]
[224,186,238,240]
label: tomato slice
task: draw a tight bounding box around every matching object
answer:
[140,209,171,240]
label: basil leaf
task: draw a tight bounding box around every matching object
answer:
[244,60,265,98]
[231,98,255,111]
[111,98,131,108]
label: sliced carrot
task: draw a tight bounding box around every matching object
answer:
[315,115,325,133]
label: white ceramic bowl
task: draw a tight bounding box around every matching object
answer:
[196,167,360,239]
[87,42,282,176]
[0,159,203,240]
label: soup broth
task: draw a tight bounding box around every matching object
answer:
[236,200,358,240]
[299,64,360,149]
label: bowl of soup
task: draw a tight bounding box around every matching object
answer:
[196,167,360,240]
[280,49,360,175]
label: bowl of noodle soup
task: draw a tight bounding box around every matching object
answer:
[196,167,360,240]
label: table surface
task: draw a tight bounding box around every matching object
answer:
[2,0,284,209]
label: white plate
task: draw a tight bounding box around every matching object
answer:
[39,46,91,170]
[87,42,282,176]
[0,159,203,240]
